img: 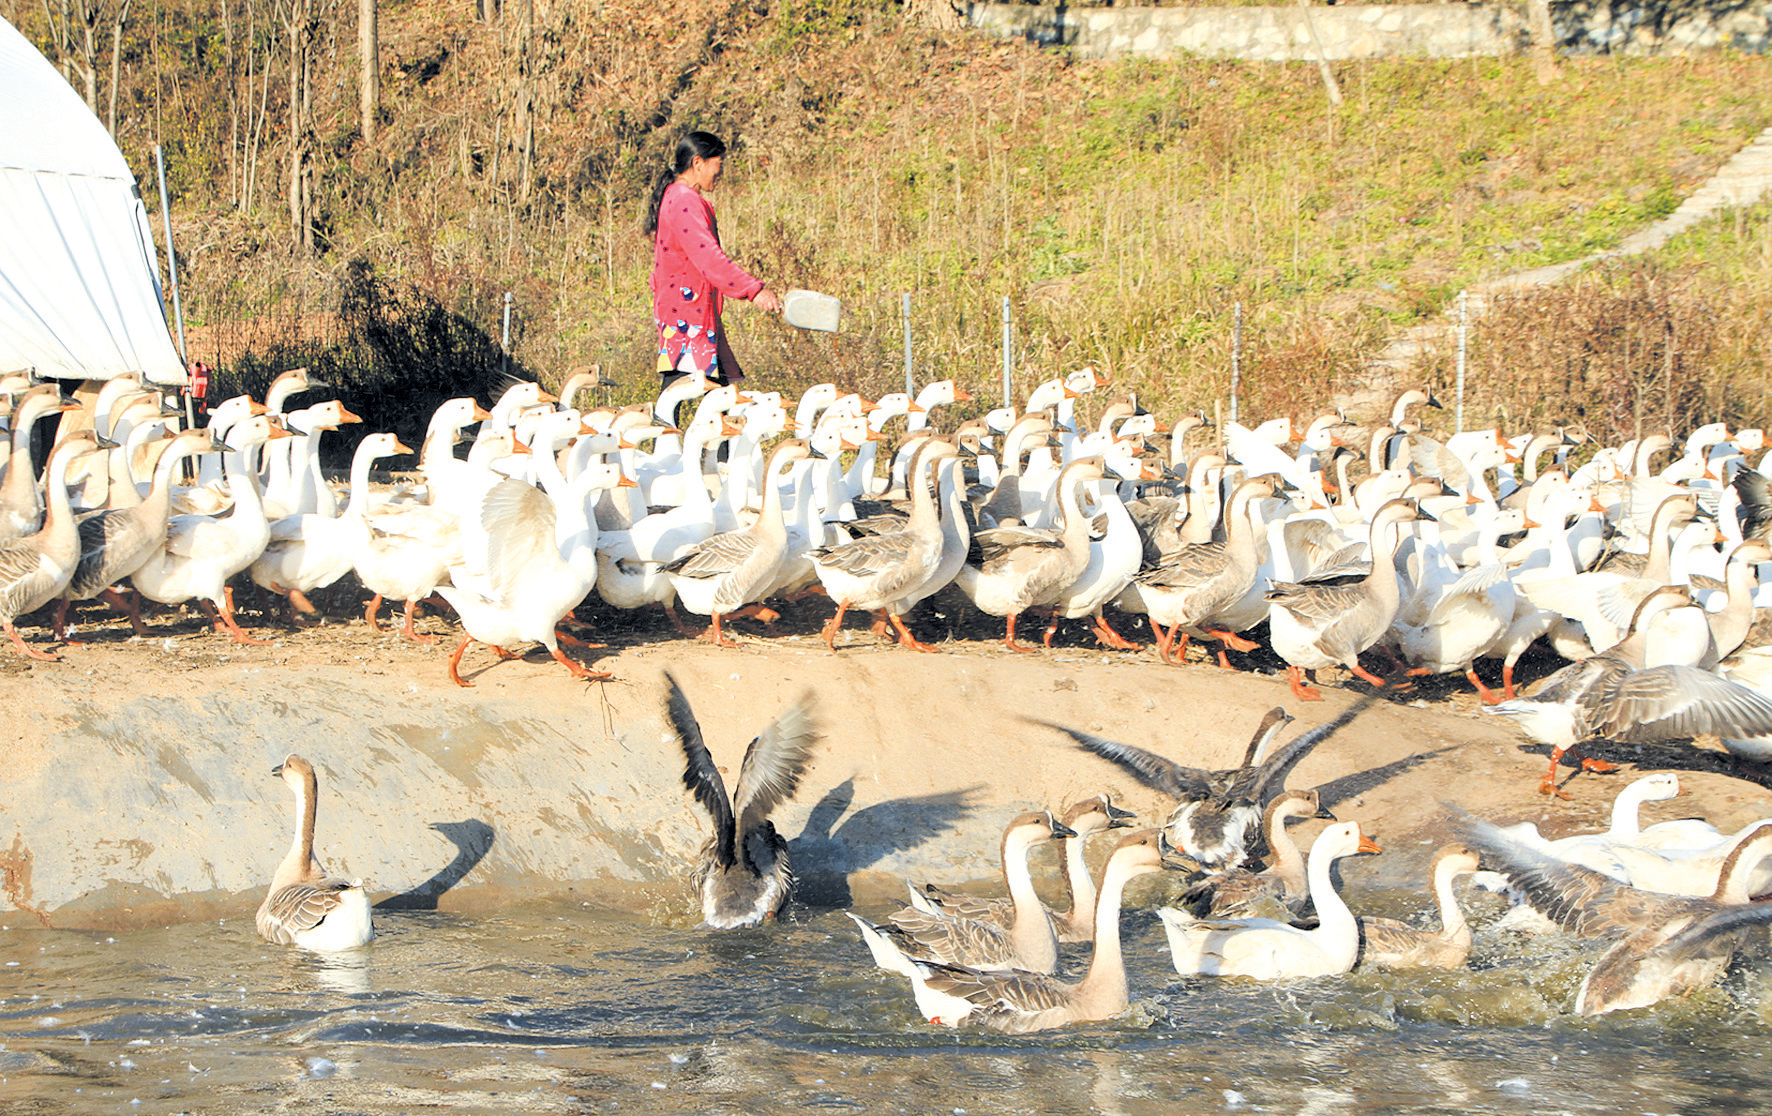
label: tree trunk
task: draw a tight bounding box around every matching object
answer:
[359,0,378,143]
[286,0,310,252]
[107,0,132,135]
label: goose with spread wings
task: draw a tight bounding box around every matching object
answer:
[1451,806,1772,1015]
[1038,705,1331,869]
[665,671,821,929]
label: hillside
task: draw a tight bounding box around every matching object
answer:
[4,0,1771,452]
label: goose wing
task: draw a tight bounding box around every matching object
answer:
[255,877,359,944]
[1234,690,1380,807]
[885,906,1019,969]
[665,528,759,579]
[1264,579,1370,624]
[1449,807,1704,938]
[919,961,1071,1015]
[478,478,558,597]
[811,530,918,578]
[1033,720,1214,802]
[1592,666,1772,744]
[664,672,735,870]
[732,692,820,869]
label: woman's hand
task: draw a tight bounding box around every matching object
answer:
[754,286,783,314]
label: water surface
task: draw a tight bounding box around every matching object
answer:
[4,896,1770,1115]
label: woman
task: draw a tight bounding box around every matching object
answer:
[644,131,781,389]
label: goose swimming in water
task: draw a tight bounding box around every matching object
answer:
[664,671,821,929]
[852,829,1195,1033]
[256,754,374,951]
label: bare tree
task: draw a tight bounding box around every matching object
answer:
[106,0,132,133]
[284,0,313,251]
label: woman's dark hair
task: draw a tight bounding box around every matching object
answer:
[642,131,727,238]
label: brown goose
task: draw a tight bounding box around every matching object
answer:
[1452,807,1772,1015]
[664,671,820,929]
[855,811,1075,974]
[908,794,1139,942]
[1265,499,1427,701]
[1355,844,1481,970]
[1182,788,1337,918]
[52,428,217,641]
[955,456,1107,652]
[1044,705,1336,870]
[1485,585,1772,796]
[810,439,959,652]
[256,754,374,951]
[1133,475,1277,667]
[0,433,100,660]
[862,830,1194,1033]
[663,438,812,647]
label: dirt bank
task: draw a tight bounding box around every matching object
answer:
[5,593,1771,931]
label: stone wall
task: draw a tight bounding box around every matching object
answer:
[966,1,1772,60]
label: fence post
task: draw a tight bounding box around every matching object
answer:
[1001,295,1013,411]
[155,145,193,431]
[902,292,913,398]
[1456,290,1468,435]
[501,292,514,379]
[1230,301,1242,426]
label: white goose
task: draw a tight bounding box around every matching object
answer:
[249,430,392,623]
[1160,821,1382,980]
[354,436,464,643]
[0,386,78,541]
[437,418,633,686]
[130,415,291,644]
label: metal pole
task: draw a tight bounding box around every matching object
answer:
[1230,301,1242,426]
[501,292,514,378]
[1001,295,1012,410]
[902,292,913,397]
[1456,290,1468,434]
[155,145,194,431]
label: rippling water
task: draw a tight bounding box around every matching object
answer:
[6,893,1772,1115]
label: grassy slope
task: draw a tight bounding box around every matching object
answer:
[10,0,1769,443]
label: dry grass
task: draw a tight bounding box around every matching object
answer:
[12,0,1769,441]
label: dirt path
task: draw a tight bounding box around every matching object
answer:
[6,588,1772,928]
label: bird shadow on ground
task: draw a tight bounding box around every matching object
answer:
[375,819,496,910]
[1314,745,1458,811]
[789,777,984,911]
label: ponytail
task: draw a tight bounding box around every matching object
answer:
[641,130,729,239]
[641,166,677,239]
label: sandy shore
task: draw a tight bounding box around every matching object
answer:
[5,590,1771,930]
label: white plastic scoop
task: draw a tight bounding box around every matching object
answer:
[782,289,841,332]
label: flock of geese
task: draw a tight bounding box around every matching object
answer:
[246,660,1772,1029]
[12,362,1772,1026]
[838,700,1772,1029]
[7,364,1772,756]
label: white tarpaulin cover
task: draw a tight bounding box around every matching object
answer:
[0,15,185,385]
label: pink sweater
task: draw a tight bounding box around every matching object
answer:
[650,182,764,379]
